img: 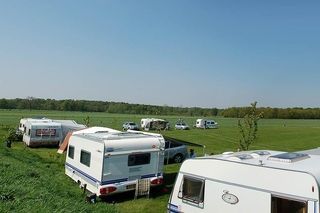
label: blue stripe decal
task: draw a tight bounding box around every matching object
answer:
[101,178,128,185]
[66,163,163,186]
[65,162,100,184]
[168,203,180,213]
[141,174,156,179]
[141,173,162,179]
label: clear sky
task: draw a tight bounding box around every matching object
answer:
[0,1,319,108]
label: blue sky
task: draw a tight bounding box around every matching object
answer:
[0,1,319,108]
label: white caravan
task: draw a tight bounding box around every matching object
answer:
[23,119,62,147]
[65,130,165,197]
[18,118,28,132]
[140,118,169,131]
[195,119,218,129]
[168,150,320,213]
[19,117,51,133]
[52,119,86,143]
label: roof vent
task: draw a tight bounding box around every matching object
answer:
[268,152,310,163]
[251,151,271,158]
[222,152,234,155]
[228,154,253,161]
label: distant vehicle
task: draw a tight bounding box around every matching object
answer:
[175,122,190,130]
[195,119,218,129]
[164,139,188,164]
[122,122,139,131]
[169,150,320,213]
[140,118,170,131]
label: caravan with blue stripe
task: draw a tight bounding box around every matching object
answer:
[64,128,165,197]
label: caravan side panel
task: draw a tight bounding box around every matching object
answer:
[169,158,320,213]
[169,172,271,213]
[65,136,104,195]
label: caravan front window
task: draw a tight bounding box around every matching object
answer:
[178,176,205,204]
[128,153,151,166]
[80,150,91,167]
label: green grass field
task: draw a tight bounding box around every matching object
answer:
[1,109,320,212]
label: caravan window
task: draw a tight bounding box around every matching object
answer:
[36,129,56,136]
[80,150,91,167]
[128,153,151,166]
[271,195,307,213]
[178,176,205,204]
[68,146,75,159]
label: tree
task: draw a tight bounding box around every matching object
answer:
[238,102,263,151]
[83,116,90,127]
[26,96,35,111]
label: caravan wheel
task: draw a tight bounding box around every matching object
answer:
[173,154,183,163]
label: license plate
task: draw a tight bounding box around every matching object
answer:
[126,184,136,190]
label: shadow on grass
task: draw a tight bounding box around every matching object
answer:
[164,136,203,147]
[100,172,177,204]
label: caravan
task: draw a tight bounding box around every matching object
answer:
[140,118,169,131]
[23,119,62,147]
[65,130,165,197]
[52,119,86,141]
[21,118,86,147]
[168,150,320,213]
[19,117,50,133]
[195,119,218,129]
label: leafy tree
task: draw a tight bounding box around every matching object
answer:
[83,116,90,127]
[238,102,263,151]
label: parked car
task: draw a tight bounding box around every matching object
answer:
[164,140,188,164]
[175,122,190,130]
[122,122,139,131]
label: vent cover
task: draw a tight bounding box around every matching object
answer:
[229,154,254,161]
[253,151,271,156]
[268,152,310,163]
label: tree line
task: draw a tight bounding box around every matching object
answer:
[222,106,320,119]
[1,98,320,119]
[0,98,218,117]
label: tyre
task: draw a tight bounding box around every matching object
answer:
[173,154,183,163]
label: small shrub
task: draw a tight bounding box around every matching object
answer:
[0,193,15,202]
[28,171,40,178]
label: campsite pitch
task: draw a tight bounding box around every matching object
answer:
[1,109,320,212]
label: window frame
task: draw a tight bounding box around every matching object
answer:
[178,175,205,205]
[128,153,151,166]
[271,194,308,213]
[68,145,75,159]
[80,150,91,167]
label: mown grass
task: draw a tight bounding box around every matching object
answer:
[1,109,320,212]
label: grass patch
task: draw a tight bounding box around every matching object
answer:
[1,109,320,212]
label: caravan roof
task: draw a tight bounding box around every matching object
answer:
[71,131,165,155]
[80,131,162,140]
[195,150,320,184]
[53,120,82,125]
[73,126,120,135]
[26,119,61,127]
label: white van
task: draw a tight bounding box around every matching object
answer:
[195,119,218,129]
[65,130,165,197]
[168,150,320,213]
